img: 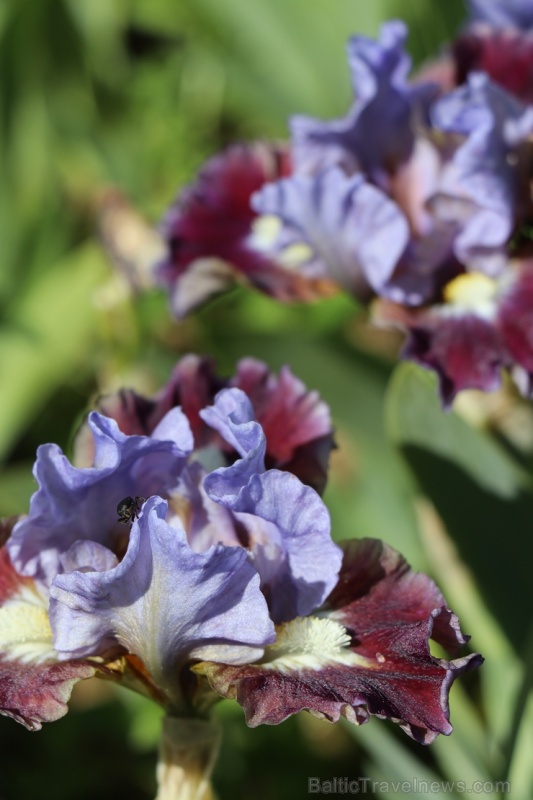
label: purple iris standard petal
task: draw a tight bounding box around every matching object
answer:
[49,497,274,707]
[73,355,227,468]
[206,465,342,623]
[7,409,192,585]
[195,539,482,744]
[200,388,266,499]
[468,0,533,29]
[252,168,409,299]
[432,73,533,267]
[290,21,435,179]
[200,384,341,619]
[59,541,119,575]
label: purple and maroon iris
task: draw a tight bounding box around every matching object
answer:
[0,358,480,740]
[155,15,533,407]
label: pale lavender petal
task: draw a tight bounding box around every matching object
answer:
[252,168,409,299]
[49,497,274,705]
[172,462,242,553]
[432,73,533,267]
[59,541,119,575]
[200,388,266,496]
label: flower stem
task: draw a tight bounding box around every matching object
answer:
[155,715,221,800]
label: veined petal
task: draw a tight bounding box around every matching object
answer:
[252,168,410,299]
[498,264,533,374]
[403,314,506,407]
[195,539,482,744]
[0,547,94,730]
[453,27,533,105]
[49,497,274,708]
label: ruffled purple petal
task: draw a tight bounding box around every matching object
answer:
[432,73,533,267]
[252,168,409,299]
[75,356,335,493]
[205,467,342,623]
[0,548,95,730]
[200,388,266,495]
[290,21,435,179]
[195,539,482,744]
[7,410,192,584]
[172,462,242,553]
[49,497,274,707]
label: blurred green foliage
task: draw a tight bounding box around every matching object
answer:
[4,1,532,799]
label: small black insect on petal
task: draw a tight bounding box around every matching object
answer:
[116,496,146,525]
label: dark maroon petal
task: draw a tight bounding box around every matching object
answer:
[403,314,506,407]
[325,539,470,657]
[232,358,334,493]
[453,29,533,103]
[159,143,290,279]
[0,658,96,732]
[0,548,95,730]
[148,356,225,447]
[196,650,480,744]
[195,539,482,744]
[499,266,533,373]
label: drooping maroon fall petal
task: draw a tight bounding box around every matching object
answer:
[499,266,533,374]
[194,539,482,744]
[403,315,507,407]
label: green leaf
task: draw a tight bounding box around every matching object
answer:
[386,363,529,499]
[0,462,36,516]
[385,361,533,655]
[0,243,107,462]
[346,719,455,800]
